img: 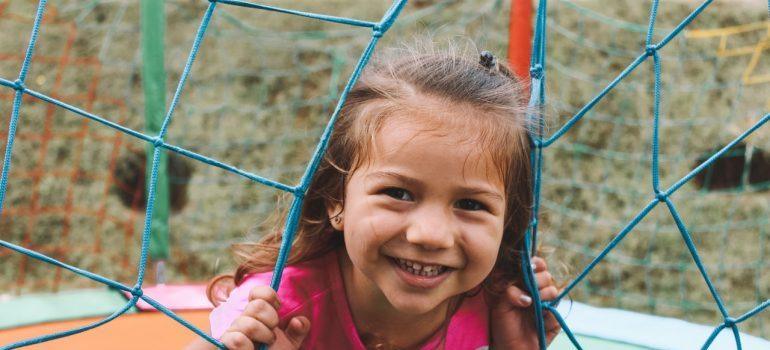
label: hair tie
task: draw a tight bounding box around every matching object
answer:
[479,50,496,70]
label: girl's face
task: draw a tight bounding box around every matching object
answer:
[333,112,507,316]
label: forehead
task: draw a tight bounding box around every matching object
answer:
[375,116,477,153]
[377,95,486,146]
[365,110,504,187]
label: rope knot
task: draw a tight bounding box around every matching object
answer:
[12,79,25,91]
[655,191,667,202]
[131,286,143,297]
[645,45,657,56]
[152,137,164,148]
[529,64,543,79]
[372,25,383,38]
[724,317,736,328]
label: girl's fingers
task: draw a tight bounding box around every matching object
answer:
[506,285,533,307]
[544,310,562,344]
[531,257,547,272]
[535,271,553,288]
[540,286,559,300]
[248,286,281,310]
[221,331,255,350]
[207,275,236,307]
[243,299,280,329]
[505,284,559,309]
[544,310,560,331]
[284,316,311,348]
[227,315,276,345]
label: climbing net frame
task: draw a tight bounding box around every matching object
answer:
[521,1,770,349]
[1,0,770,349]
[0,0,406,348]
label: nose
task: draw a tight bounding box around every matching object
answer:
[405,204,457,250]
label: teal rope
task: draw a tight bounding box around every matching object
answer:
[215,0,379,29]
[523,0,549,346]
[5,298,138,349]
[0,1,406,349]
[524,0,770,348]
[1,0,769,349]
[0,0,47,214]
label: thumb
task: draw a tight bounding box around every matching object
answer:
[284,316,310,348]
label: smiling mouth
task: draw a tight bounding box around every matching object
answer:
[390,257,451,277]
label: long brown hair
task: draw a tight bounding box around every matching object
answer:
[212,40,534,330]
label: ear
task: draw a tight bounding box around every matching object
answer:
[327,201,344,231]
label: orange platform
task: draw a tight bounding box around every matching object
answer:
[0,310,211,349]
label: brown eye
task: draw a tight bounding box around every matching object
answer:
[455,199,485,211]
[383,188,413,201]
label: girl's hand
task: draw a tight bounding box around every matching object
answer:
[490,257,561,349]
[220,286,311,350]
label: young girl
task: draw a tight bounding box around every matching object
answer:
[195,43,560,350]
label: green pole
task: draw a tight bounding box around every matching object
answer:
[141,0,170,282]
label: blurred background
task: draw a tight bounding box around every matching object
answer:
[0,0,768,341]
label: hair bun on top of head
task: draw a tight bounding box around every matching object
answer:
[479,50,496,70]
[479,50,517,80]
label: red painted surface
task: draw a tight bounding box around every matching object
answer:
[508,0,533,81]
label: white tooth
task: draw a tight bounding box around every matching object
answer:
[406,260,413,267]
[412,263,422,270]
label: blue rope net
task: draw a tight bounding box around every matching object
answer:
[0,0,508,295]
[0,0,768,349]
[523,0,770,349]
[539,1,770,340]
[0,0,406,348]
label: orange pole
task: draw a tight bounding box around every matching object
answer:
[508,0,533,81]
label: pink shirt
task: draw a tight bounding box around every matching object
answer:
[210,250,490,349]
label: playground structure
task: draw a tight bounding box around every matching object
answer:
[1,0,769,349]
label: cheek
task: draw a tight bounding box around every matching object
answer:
[344,210,403,256]
[475,239,500,272]
[462,225,504,280]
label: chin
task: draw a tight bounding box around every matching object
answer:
[384,290,450,315]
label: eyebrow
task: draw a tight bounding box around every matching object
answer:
[366,171,505,201]
[366,171,423,189]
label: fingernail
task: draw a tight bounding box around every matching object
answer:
[519,295,532,305]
